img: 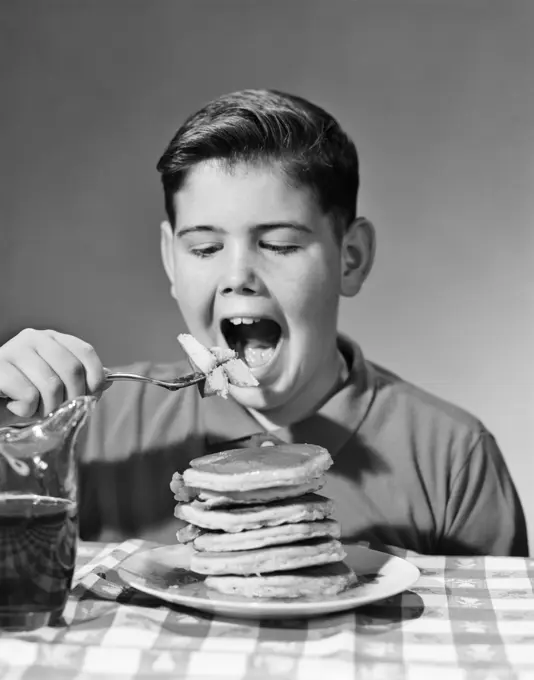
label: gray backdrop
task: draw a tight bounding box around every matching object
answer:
[1,0,533,544]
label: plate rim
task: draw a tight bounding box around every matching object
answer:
[116,543,420,617]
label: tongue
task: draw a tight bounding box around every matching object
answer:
[228,320,280,368]
[244,346,276,368]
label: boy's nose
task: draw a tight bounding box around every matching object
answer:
[219,260,262,297]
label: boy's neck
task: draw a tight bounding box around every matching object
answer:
[247,347,349,430]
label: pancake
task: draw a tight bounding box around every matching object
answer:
[190,537,345,576]
[193,519,341,552]
[183,444,332,492]
[171,474,324,508]
[175,493,334,533]
[196,478,324,508]
[176,334,258,398]
[170,472,197,503]
[204,562,358,598]
[176,523,203,544]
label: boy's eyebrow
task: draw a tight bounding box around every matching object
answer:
[255,222,313,234]
[176,222,313,237]
[176,225,222,237]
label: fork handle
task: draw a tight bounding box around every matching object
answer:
[104,370,154,384]
[0,370,205,400]
[103,369,205,389]
[0,371,156,397]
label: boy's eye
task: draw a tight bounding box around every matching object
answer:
[260,242,300,255]
[189,243,223,258]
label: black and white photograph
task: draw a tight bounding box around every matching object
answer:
[0,1,533,677]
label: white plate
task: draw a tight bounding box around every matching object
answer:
[117,544,420,619]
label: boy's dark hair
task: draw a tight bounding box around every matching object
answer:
[156,89,359,237]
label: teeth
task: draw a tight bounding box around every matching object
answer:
[228,317,257,325]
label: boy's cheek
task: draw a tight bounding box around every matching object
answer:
[294,279,340,313]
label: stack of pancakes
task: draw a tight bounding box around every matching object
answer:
[170,443,357,598]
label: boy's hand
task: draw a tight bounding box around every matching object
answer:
[0,329,107,418]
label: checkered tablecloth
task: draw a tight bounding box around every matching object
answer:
[2,540,534,680]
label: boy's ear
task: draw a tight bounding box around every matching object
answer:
[160,220,177,299]
[340,217,376,297]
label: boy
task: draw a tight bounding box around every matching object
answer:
[0,89,528,554]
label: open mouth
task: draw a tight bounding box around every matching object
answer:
[221,317,282,369]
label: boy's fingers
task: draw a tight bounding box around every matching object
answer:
[0,360,40,417]
[47,331,106,394]
[0,329,107,417]
[34,334,88,403]
[13,351,65,416]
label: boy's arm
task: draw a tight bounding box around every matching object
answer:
[441,430,528,556]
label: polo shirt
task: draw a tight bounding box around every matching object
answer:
[78,336,528,556]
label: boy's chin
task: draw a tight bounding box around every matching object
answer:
[228,383,266,409]
[228,383,288,415]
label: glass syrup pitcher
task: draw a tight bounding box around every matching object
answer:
[0,396,96,630]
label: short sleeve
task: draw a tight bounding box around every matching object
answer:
[441,430,528,556]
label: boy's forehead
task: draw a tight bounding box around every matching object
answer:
[173,160,323,227]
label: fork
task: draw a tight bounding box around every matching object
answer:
[103,368,206,391]
[0,369,206,401]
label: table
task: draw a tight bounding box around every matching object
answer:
[1,541,534,680]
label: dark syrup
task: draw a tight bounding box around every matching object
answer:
[0,493,77,629]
